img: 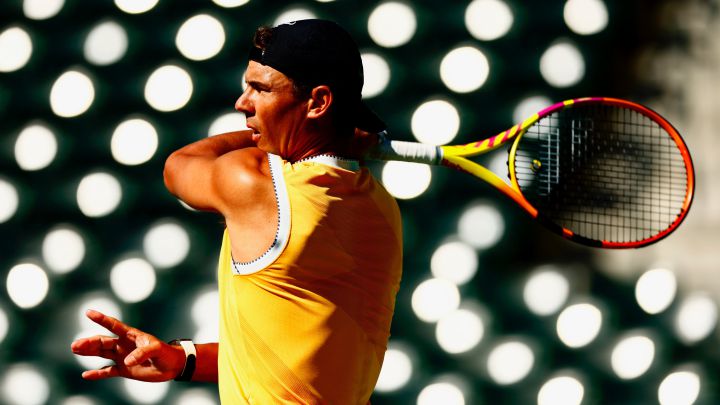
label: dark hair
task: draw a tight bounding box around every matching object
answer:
[251,26,353,135]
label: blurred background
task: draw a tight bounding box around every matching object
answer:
[1,0,719,404]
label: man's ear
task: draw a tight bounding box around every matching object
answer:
[307,85,333,119]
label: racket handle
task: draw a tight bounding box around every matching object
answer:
[366,133,442,165]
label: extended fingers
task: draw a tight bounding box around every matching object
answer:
[71,335,119,358]
[81,365,120,381]
[86,310,132,338]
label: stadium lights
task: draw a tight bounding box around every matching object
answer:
[23,0,65,20]
[361,52,391,98]
[440,46,490,93]
[368,2,417,48]
[465,0,514,41]
[84,21,128,66]
[635,267,678,315]
[457,202,504,249]
[14,123,58,171]
[381,161,432,200]
[430,240,478,285]
[0,26,33,72]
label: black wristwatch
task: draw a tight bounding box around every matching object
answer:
[169,339,196,381]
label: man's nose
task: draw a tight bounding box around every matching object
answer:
[235,90,252,114]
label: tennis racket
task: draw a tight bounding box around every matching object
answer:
[368,97,695,249]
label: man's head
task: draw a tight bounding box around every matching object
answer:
[235,19,384,160]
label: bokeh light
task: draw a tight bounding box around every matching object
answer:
[611,333,656,380]
[42,225,85,274]
[208,112,248,136]
[212,0,250,8]
[50,70,95,118]
[430,241,478,285]
[523,266,570,316]
[381,161,432,200]
[110,258,157,303]
[673,293,718,344]
[658,369,701,405]
[368,2,417,48]
[144,65,194,112]
[564,0,609,35]
[0,364,50,405]
[465,0,514,41]
[411,278,461,322]
[111,118,159,166]
[84,21,128,66]
[76,172,122,218]
[0,307,8,344]
[174,388,218,405]
[486,340,535,385]
[0,26,33,72]
[436,308,485,354]
[23,0,65,20]
[537,375,585,405]
[114,0,159,14]
[60,396,98,405]
[361,52,391,98]
[176,14,226,61]
[6,263,49,309]
[556,302,602,348]
[375,343,414,392]
[0,179,19,224]
[143,220,191,269]
[440,46,490,93]
[121,379,170,404]
[14,123,57,171]
[539,41,585,87]
[416,381,466,405]
[411,99,460,145]
[457,202,504,249]
[635,267,677,315]
[512,95,552,124]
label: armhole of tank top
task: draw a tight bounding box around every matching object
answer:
[230,153,291,275]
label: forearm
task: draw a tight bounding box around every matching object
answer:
[191,343,219,383]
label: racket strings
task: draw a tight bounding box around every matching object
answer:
[514,104,690,243]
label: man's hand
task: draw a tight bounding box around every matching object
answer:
[346,128,384,160]
[70,309,185,382]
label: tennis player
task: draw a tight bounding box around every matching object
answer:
[71,19,403,404]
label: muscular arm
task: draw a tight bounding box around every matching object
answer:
[162,131,277,383]
[163,129,263,212]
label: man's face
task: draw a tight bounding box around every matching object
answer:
[235,61,309,158]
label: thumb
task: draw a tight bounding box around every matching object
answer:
[124,343,160,367]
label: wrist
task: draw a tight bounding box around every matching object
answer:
[168,339,196,381]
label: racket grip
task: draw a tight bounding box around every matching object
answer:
[367,135,442,165]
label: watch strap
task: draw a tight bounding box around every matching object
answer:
[169,339,196,381]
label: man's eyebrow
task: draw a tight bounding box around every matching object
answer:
[246,80,271,91]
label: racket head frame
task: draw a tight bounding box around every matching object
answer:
[439,97,695,248]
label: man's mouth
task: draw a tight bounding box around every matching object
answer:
[247,124,261,142]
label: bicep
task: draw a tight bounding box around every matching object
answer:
[163,148,268,214]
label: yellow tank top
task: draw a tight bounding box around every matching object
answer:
[217,153,403,404]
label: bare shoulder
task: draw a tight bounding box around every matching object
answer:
[213,148,274,217]
[214,147,269,181]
